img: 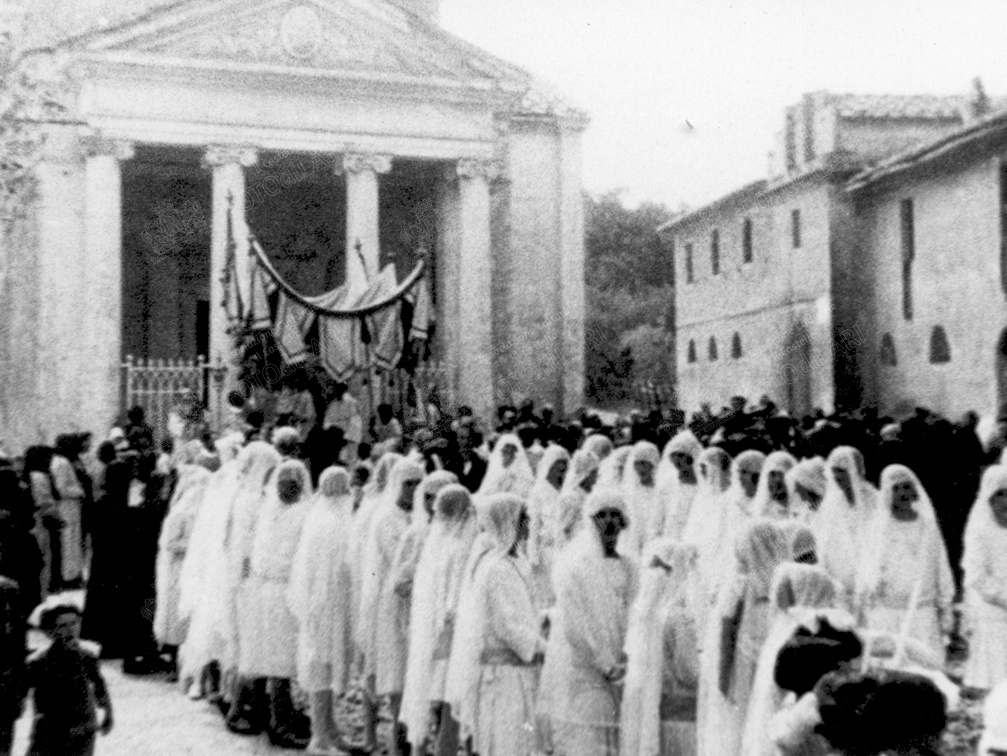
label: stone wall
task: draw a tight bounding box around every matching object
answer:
[855,155,1003,418]
[671,177,836,414]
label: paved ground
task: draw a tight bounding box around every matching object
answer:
[12,659,289,756]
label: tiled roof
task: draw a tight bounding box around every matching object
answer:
[846,103,1007,191]
[657,179,768,233]
[830,93,966,120]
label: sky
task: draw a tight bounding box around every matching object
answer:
[439,0,1007,210]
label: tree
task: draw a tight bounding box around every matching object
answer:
[584,190,676,407]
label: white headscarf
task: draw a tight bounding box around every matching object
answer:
[657,429,702,492]
[659,430,703,540]
[962,465,1007,602]
[814,446,878,599]
[249,459,314,581]
[583,433,614,463]
[740,563,848,756]
[858,464,946,602]
[597,445,632,490]
[527,445,571,567]
[749,451,798,519]
[287,466,353,693]
[358,457,425,660]
[444,492,528,736]
[785,457,827,522]
[622,440,664,555]
[621,538,699,756]
[681,446,733,547]
[403,484,477,748]
[539,490,636,730]
[563,448,600,496]
[477,433,534,498]
[349,451,404,631]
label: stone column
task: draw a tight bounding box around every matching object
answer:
[454,158,498,420]
[338,152,391,295]
[203,145,257,412]
[557,127,586,413]
[83,136,133,437]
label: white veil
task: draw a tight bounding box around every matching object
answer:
[749,450,797,519]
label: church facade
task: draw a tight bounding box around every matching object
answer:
[0,0,587,450]
[662,89,1007,420]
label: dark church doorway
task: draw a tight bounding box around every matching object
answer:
[783,321,812,418]
[121,146,212,363]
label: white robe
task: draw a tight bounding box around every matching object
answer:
[242,492,310,678]
[154,467,209,647]
[962,471,1007,690]
[287,492,353,693]
[544,535,636,756]
[471,556,544,756]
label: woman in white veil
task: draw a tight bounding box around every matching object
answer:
[621,441,664,557]
[527,445,570,605]
[561,449,600,506]
[813,446,878,614]
[465,493,545,756]
[542,489,637,756]
[748,451,797,520]
[378,470,458,722]
[739,562,847,756]
[961,464,1007,691]
[154,465,211,668]
[785,458,827,523]
[476,433,534,499]
[858,464,954,657]
[597,445,632,490]
[244,459,314,746]
[287,466,353,754]
[658,430,703,540]
[226,443,283,685]
[697,517,788,756]
[621,538,701,756]
[402,484,477,756]
[681,446,733,548]
[177,437,243,697]
[583,433,615,464]
[349,452,403,659]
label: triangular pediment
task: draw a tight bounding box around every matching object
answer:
[63,0,529,87]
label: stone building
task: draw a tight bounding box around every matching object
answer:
[0,0,587,451]
[848,104,1007,419]
[661,89,1000,419]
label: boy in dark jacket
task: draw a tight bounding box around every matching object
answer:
[24,602,113,756]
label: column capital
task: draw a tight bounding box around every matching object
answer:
[203,145,259,169]
[455,158,503,183]
[338,152,393,176]
[81,136,135,162]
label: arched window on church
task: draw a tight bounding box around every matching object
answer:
[930,326,951,364]
[880,333,897,366]
[708,337,719,361]
[731,332,742,359]
[687,340,697,363]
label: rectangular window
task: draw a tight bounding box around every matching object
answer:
[711,230,720,275]
[1000,161,1007,294]
[685,243,694,284]
[901,198,915,320]
[791,209,802,248]
[742,218,753,263]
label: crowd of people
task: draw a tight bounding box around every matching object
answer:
[1,391,1007,755]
